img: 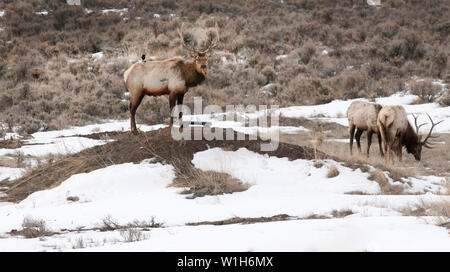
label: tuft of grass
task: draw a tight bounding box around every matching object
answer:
[326,163,339,178]
[99,215,121,232]
[398,199,450,227]
[98,215,164,232]
[331,209,354,218]
[187,214,293,226]
[120,227,148,243]
[9,216,54,238]
[173,167,250,198]
[72,237,85,249]
[66,196,80,202]
[368,169,405,195]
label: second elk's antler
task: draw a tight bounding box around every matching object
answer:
[413,113,444,148]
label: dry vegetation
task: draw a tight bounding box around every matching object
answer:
[0,128,326,202]
[326,162,339,178]
[9,216,55,238]
[0,0,448,134]
[187,209,354,226]
[279,116,450,179]
[398,199,450,227]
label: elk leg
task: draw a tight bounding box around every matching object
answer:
[389,144,393,164]
[169,92,177,128]
[378,123,388,154]
[397,141,402,162]
[377,133,384,157]
[130,93,144,134]
[367,131,373,158]
[355,128,364,154]
[396,133,403,162]
[177,93,185,128]
[349,124,356,155]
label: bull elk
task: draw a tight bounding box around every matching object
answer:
[347,101,384,157]
[377,105,443,163]
[123,23,219,133]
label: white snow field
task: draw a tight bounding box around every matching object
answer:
[0,148,448,251]
[277,93,450,133]
[180,92,450,134]
[0,92,449,251]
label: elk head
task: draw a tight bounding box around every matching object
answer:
[177,23,220,76]
[411,113,443,161]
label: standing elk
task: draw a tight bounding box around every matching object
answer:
[377,105,443,163]
[347,101,384,157]
[123,23,219,133]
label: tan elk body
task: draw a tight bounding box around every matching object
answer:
[346,101,384,157]
[377,105,442,163]
[123,23,219,133]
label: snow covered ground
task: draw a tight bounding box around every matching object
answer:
[0,147,448,251]
[0,93,449,251]
[278,93,450,133]
[180,92,450,134]
[0,121,166,181]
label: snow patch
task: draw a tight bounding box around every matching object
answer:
[276,55,288,60]
[91,52,104,61]
[0,167,25,182]
[35,10,49,16]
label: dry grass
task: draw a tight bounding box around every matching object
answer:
[331,209,354,218]
[326,163,339,178]
[368,169,405,195]
[173,167,249,198]
[187,209,354,226]
[187,214,294,226]
[66,196,80,202]
[9,216,55,238]
[120,228,148,243]
[1,128,323,202]
[96,215,164,232]
[1,0,449,134]
[279,118,450,197]
[280,122,450,185]
[398,199,450,228]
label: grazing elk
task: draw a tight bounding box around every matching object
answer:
[347,101,384,157]
[123,23,219,133]
[377,105,443,163]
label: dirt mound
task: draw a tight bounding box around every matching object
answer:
[2,127,327,203]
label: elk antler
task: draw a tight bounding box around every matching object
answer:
[177,23,197,54]
[421,113,444,148]
[199,22,220,54]
[412,114,426,135]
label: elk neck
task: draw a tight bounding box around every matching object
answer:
[177,60,205,88]
[402,122,420,153]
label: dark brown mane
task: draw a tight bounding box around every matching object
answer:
[176,61,205,87]
[402,122,419,154]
